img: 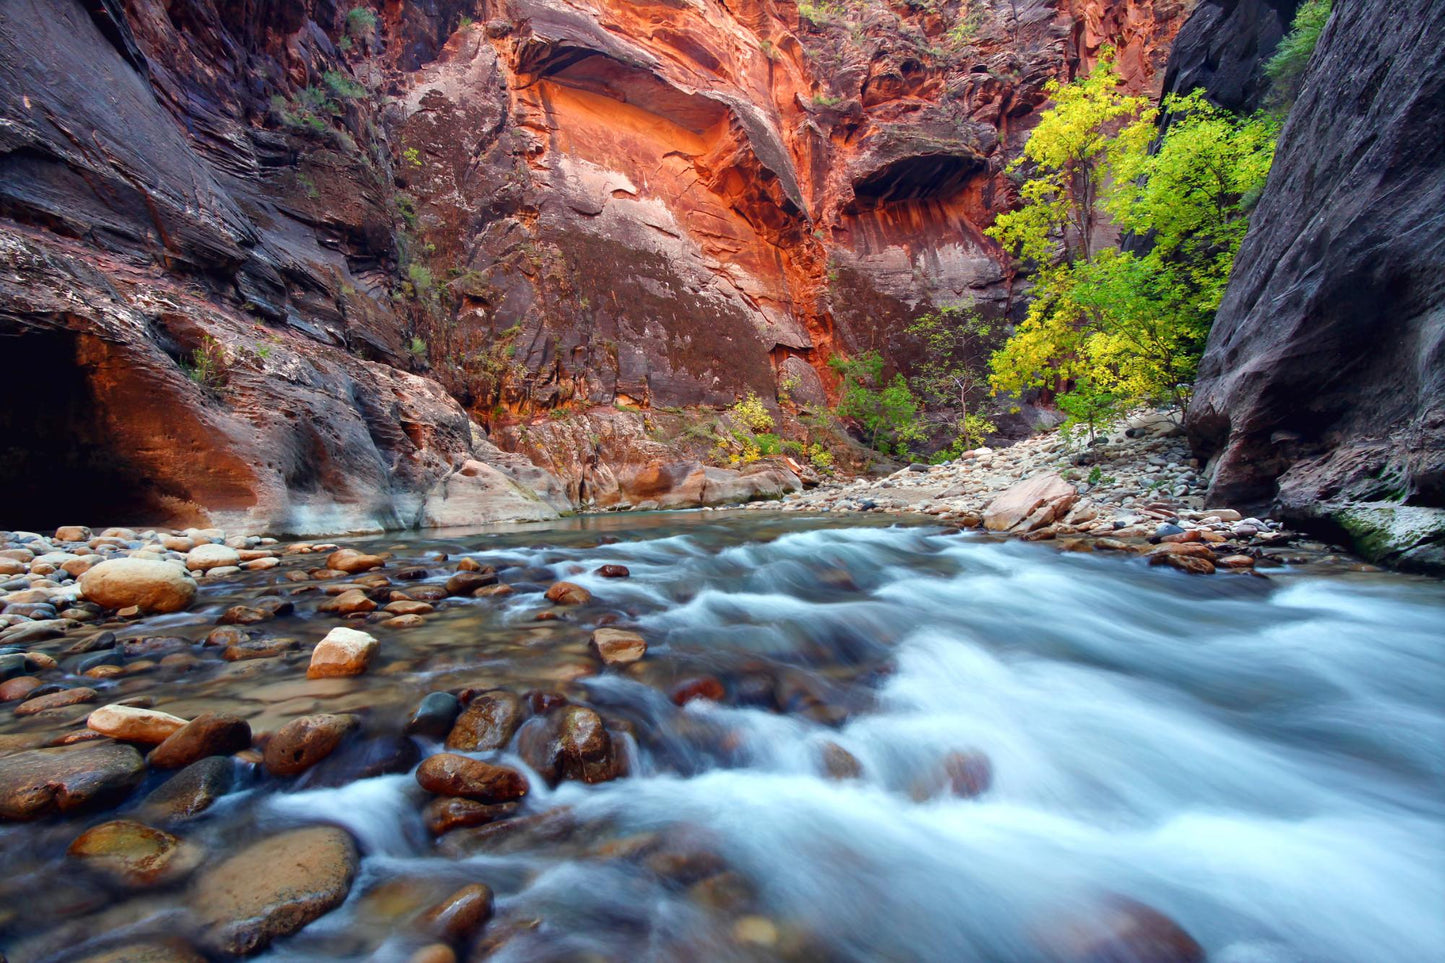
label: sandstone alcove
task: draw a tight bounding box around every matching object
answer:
[0,329,165,530]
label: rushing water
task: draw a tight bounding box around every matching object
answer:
[3,513,1444,962]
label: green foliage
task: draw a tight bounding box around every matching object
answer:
[185,335,229,391]
[1265,0,1332,115]
[323,70,367,100]
[408,336,427,359]
[947,0,985,47]
[988,51,1150,267]
[798,0,849,26]
[402,146,423,169]
[905,305,1001,455]
[811,93,843,108]
[828,351,923,457]
[346,6,377,38]
[987,55,1277,415]
[807,444,835,471]
[1056,377,1120,444]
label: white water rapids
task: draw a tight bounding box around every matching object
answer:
[250,520,1444,962]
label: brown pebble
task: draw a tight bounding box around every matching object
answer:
[14,686,99,716]
[544,581,591,605]
[0,676,43,703]
[415,753,528,802]
[422,882,494,942]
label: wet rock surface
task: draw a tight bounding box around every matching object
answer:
[0,741,146,820]
[191,826,359,956]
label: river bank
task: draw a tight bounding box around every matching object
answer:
[755,409,1373,577]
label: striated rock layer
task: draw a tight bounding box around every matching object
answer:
[1183,0,1445,572]
[0,0,1184,529]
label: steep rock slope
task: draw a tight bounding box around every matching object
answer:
[1184,0,1445,572]
[0,0,570,534]
[0,0,1184,528]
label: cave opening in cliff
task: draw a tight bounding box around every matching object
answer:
[849,153,984,211]
[0,329,163,531]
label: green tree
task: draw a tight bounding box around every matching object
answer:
[989,51,1150,267]
[828,351,923,457]
[906,306,999,452]
[987,57,1276,417]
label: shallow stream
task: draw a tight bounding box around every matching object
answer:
[2,513,1443,962]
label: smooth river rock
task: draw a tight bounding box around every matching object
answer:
[148,712,252,769]
[192,826,359,956]
[589,628,647,665]
[87,704,189,744]
[78,558,197,613]
[445,690,523,751]
[307,626,379,679]
[0,742,146,820]
[67,818,201,885]
[415,753,529,803]
[263,713,357,776]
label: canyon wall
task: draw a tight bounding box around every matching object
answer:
[0,0,1184,531]
[1183,0,1445,573]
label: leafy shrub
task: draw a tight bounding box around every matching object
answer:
[828,351,924,457]
[185,335,229,391]
[729,392,775,433]
[323,70,367,100]
[346,7,377,38]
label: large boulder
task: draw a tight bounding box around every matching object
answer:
[191,826,359,956]
[0,742,146,820]
[78,558,197,613]
[983,473,1078,533]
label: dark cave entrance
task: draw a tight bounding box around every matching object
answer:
[0,329,162,531]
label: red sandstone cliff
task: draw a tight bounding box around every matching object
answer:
[0,0,1183,530]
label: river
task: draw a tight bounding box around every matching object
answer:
[2,512,1443,962]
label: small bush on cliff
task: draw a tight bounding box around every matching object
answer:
[987,54,1277,417]
[1265,0,1333,116]
[729,393,775,433]
[346,7,377,38]
[829,351,924,457]
[185,336,230,393]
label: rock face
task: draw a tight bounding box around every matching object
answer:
[1183,0,1445,572]
[1160,0,1296,111]
[0,0,1183,530]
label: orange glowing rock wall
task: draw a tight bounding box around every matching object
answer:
[396,0,1185,411]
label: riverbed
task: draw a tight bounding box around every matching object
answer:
[2,512,1443,962]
